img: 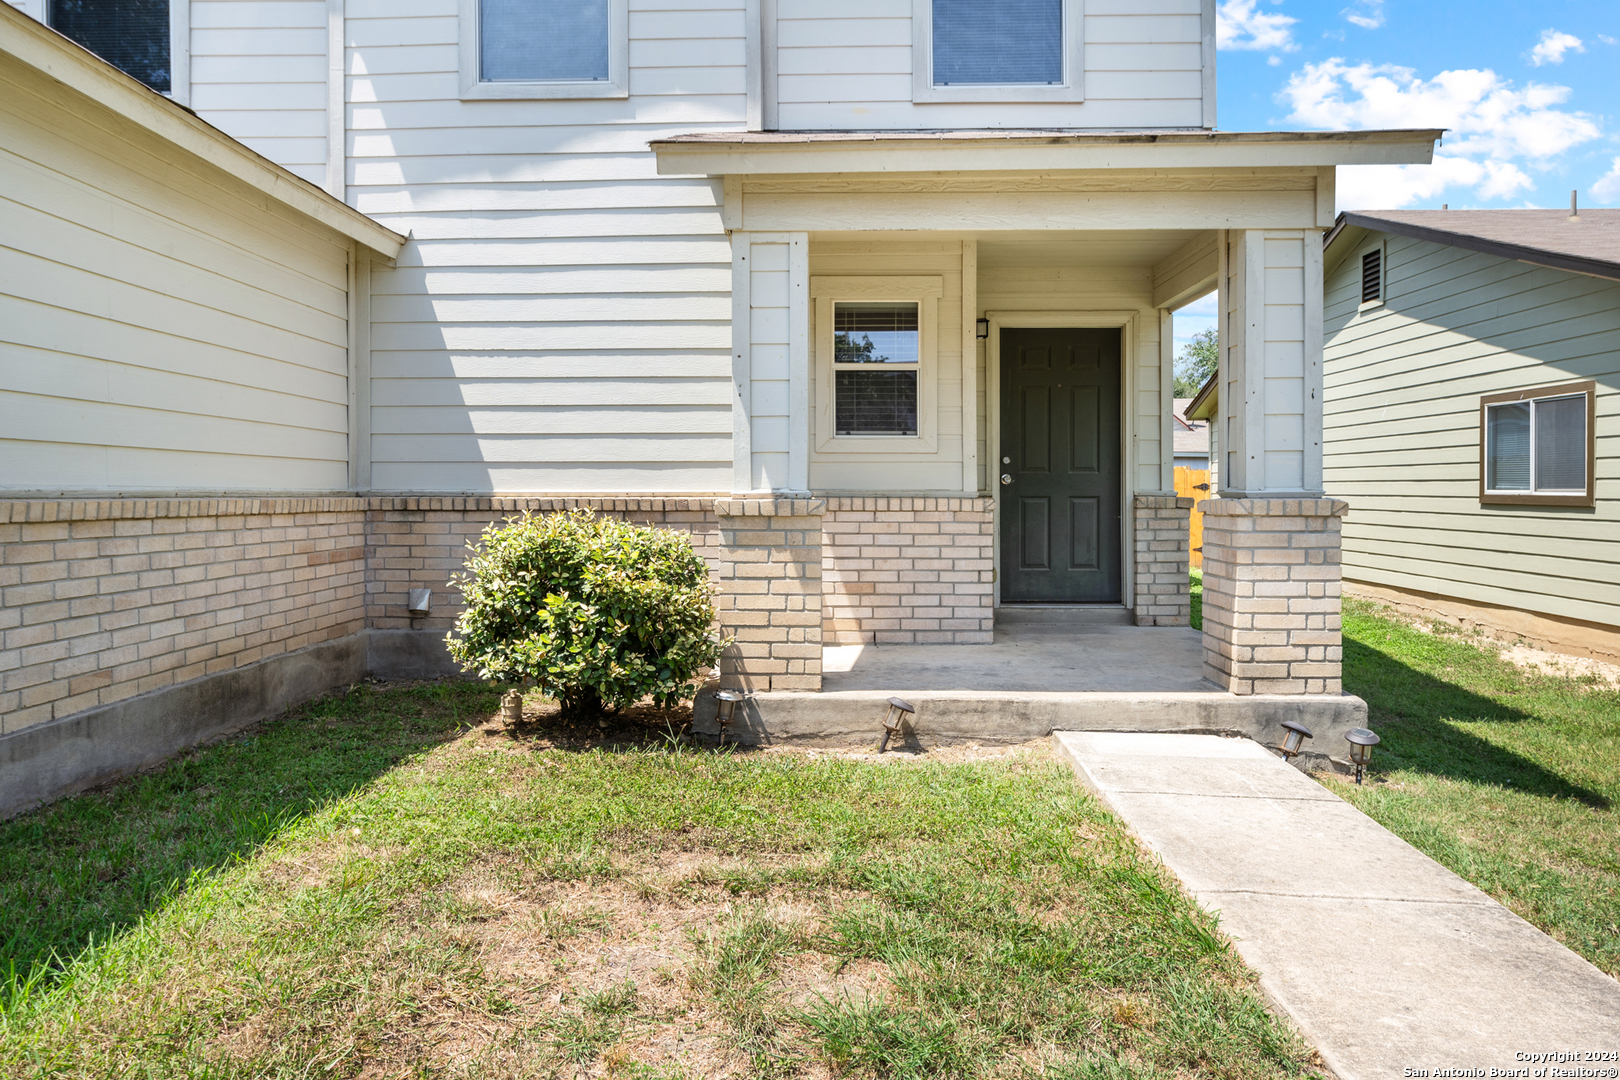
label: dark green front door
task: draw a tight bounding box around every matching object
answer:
[998,327,1122,603]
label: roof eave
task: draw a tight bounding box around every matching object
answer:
[650,129,1442,176]
[1331,212,1620,283]
[0,4,404,259]
[1185,372,1219,421]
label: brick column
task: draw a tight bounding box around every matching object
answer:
[1132,494,1194,626]
[713,497,823,692]
[1199,498,1347,695]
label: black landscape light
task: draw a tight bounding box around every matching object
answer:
[714,689,745,744]
[880,697,914,753]
[1277,720,1313,763]
[1344,727,1380,784]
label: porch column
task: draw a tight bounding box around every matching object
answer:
[1202,229,1347,695]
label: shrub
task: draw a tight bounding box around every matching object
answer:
[446,509,723,718]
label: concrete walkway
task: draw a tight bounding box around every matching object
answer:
[1054,732,1620,1078]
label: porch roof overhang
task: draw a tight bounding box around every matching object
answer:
[0,3,404,260]
[650,128,1442,177]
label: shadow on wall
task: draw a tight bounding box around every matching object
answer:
[1342,631,1610,810]
[0,681,502,994]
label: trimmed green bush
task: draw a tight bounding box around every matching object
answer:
[446,509,723,718]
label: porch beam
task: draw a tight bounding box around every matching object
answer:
[1151,231,1218,310]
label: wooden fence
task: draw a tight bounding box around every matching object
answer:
[1173,466,1210,569]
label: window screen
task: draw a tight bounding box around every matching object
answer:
[1484,391,1588,496]
[1361,249,1382,303]
[932,0,1062,86]
[833,302,919,436]
[481,0,610,82]
[50,0,170,93]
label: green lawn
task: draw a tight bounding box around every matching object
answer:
[0,683,1313,1079]
[1190,578,1618,975]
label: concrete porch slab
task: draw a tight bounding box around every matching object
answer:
[1054,732,1620,1077]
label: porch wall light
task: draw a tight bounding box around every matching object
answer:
[880,697,915,753]
[714,689,745,745]
[1276,720,1313,763]
[975,318,990,340]
[1345,727,1380,784]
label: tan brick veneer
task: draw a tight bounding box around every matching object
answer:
[1199,498,1348,695]
[821,497,993,645]
[712,498,824,692]
[1132,495,1194,627]
[0,499,367,735]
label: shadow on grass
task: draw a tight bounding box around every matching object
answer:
[0,679,504,994]
[1342,630,1610,810]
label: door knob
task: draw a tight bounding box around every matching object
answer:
[1001,473,1013,485]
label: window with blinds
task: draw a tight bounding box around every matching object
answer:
[932,0,1062,85]
[481,0,610,82]
[1482,384,1593,504]
[1360,248,1383,304]
[833,303,920,436]
[50,0,170,93]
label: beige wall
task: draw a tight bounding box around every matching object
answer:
[1323,230,1620,630]
[0,48,354,495]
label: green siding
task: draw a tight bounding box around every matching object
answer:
[1323,231,1620,629]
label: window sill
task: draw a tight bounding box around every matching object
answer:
[816,433,938,455]
[912,84,1084,104]
[1480,492,1594,508]
[460,79,628,101]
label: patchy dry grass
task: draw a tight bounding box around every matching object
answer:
[1,682,1316,1079]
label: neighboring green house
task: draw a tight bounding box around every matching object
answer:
[1320,209,1619,663]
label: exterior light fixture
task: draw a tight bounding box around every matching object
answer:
[975,318,989,340]
[1344,727,1380,784]
[1276,720,1313,763]
[714,689,745,744]
[407,588,432,616]
[500,689,523,723]
[880,697,915,753]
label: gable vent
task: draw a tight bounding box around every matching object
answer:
[1361,249,1383,303]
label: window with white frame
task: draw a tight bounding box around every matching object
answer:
[47,0,171,92]
[833,303,920,436]
[812,277,941,452]
[459,0,628,99]
[912,0,1081,103]
[1480,382,1594,506]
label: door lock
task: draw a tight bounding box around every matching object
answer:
[1001,473,1013,485]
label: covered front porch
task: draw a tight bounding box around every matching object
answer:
[651,129,1436,719]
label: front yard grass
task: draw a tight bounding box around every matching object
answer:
[0,682,1314,1079]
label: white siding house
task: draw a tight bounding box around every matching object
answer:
[2,0,1440,810]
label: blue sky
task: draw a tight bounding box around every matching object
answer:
[1173,0,1617,384]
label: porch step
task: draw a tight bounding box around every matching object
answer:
[693,689,1367,768]
[994,604,1132,627]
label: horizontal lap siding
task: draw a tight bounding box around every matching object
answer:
[351,0,743,493]
[808,242,965,493]
[774,0,1203,130]
[1323,234,1620,628]
[0,58,351,494]
[190,0,331,186]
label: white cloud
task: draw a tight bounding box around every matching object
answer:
[1342,0,1385,30]
[1593,159,1620,203]
[1217,0,1297,52]
[1281,60,1602,210]
[1600,35,1618,46]
[1529,30,1584,66]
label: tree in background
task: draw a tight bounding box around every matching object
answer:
[1172,328,1218,399]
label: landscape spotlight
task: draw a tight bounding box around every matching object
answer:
[879,697,915,753]
[1277,720,1313,763]
[1344,727,1380,784]
[714,689,745,744]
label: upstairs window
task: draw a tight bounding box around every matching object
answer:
[1481,382,1594,506]
[460,0,628,99]
[913,0,1081,103]
[49,0,171,93]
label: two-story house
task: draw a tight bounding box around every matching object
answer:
[1,0,1436,810]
